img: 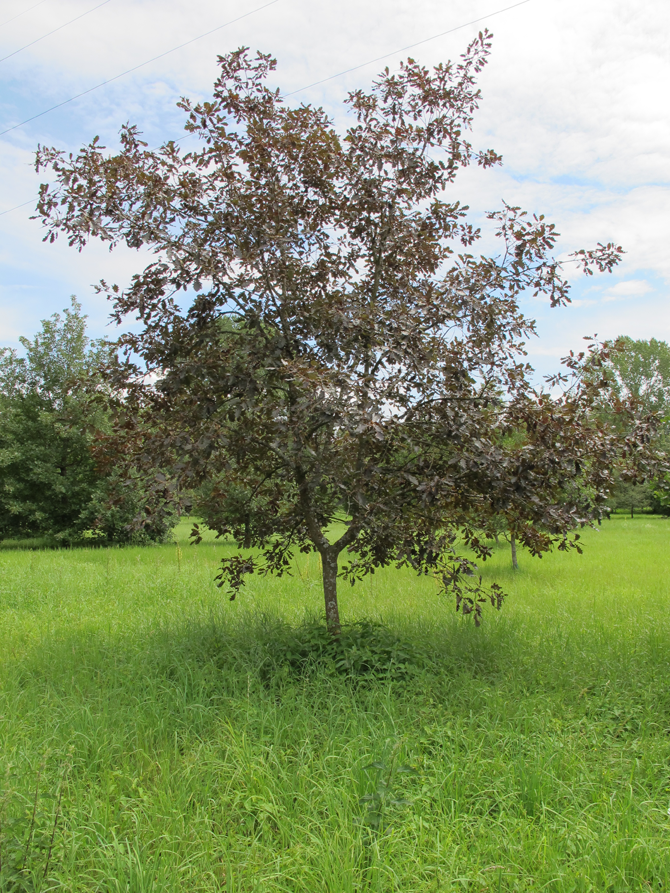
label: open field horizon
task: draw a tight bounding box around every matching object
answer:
[1,515,669,890]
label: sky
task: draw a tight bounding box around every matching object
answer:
[0,0,668,382]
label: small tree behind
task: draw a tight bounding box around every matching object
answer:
[607,481,654,517]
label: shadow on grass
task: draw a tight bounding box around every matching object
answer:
[8,607,511,686]
[0,536,60,550]
[12,601,670,760]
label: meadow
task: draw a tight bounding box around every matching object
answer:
[1,516,669,892]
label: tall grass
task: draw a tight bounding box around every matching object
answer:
[1,516,669,891]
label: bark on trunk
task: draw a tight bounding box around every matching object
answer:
[510,535,518,570]
[321,548,341,635]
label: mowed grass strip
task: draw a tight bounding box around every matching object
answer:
[1,516,669,891]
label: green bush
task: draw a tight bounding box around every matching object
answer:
[259,619,430,682]
[0,299,174,545]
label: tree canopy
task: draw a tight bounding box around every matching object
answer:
[0,299,174,544]
[33,37,665,629]
[0,299,107,540]
[587,337,670,515]
[594,337,670,417]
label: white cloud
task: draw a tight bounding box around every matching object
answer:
[568,299,598,308]
[601,280,653,302]
[0,0,668,357]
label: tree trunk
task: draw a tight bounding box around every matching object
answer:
[243,515,251,550]
[631,504,634,518]
[494,533,500,545]
[510,535,518,570]
[321,548,341,635]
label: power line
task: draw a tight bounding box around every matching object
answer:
[0,0,532,216]
[0,0,281,136]
[0,0,113,64]
[284,0,532,97]
[0,0,50,30]
[0,0,530,139]
[0,198,33,216]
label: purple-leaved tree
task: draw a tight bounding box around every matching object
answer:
[34,35,664,631]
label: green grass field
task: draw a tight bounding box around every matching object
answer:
[1,516,669,891]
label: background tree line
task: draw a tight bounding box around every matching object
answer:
[2,303,668,547]
[2,314,668,610]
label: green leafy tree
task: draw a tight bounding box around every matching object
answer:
[607,480,654,517]
[596,337,670,415]
[586,338,670,514]
[0,299,106,539]
[34,39,665,629]
[0,299,174,543]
